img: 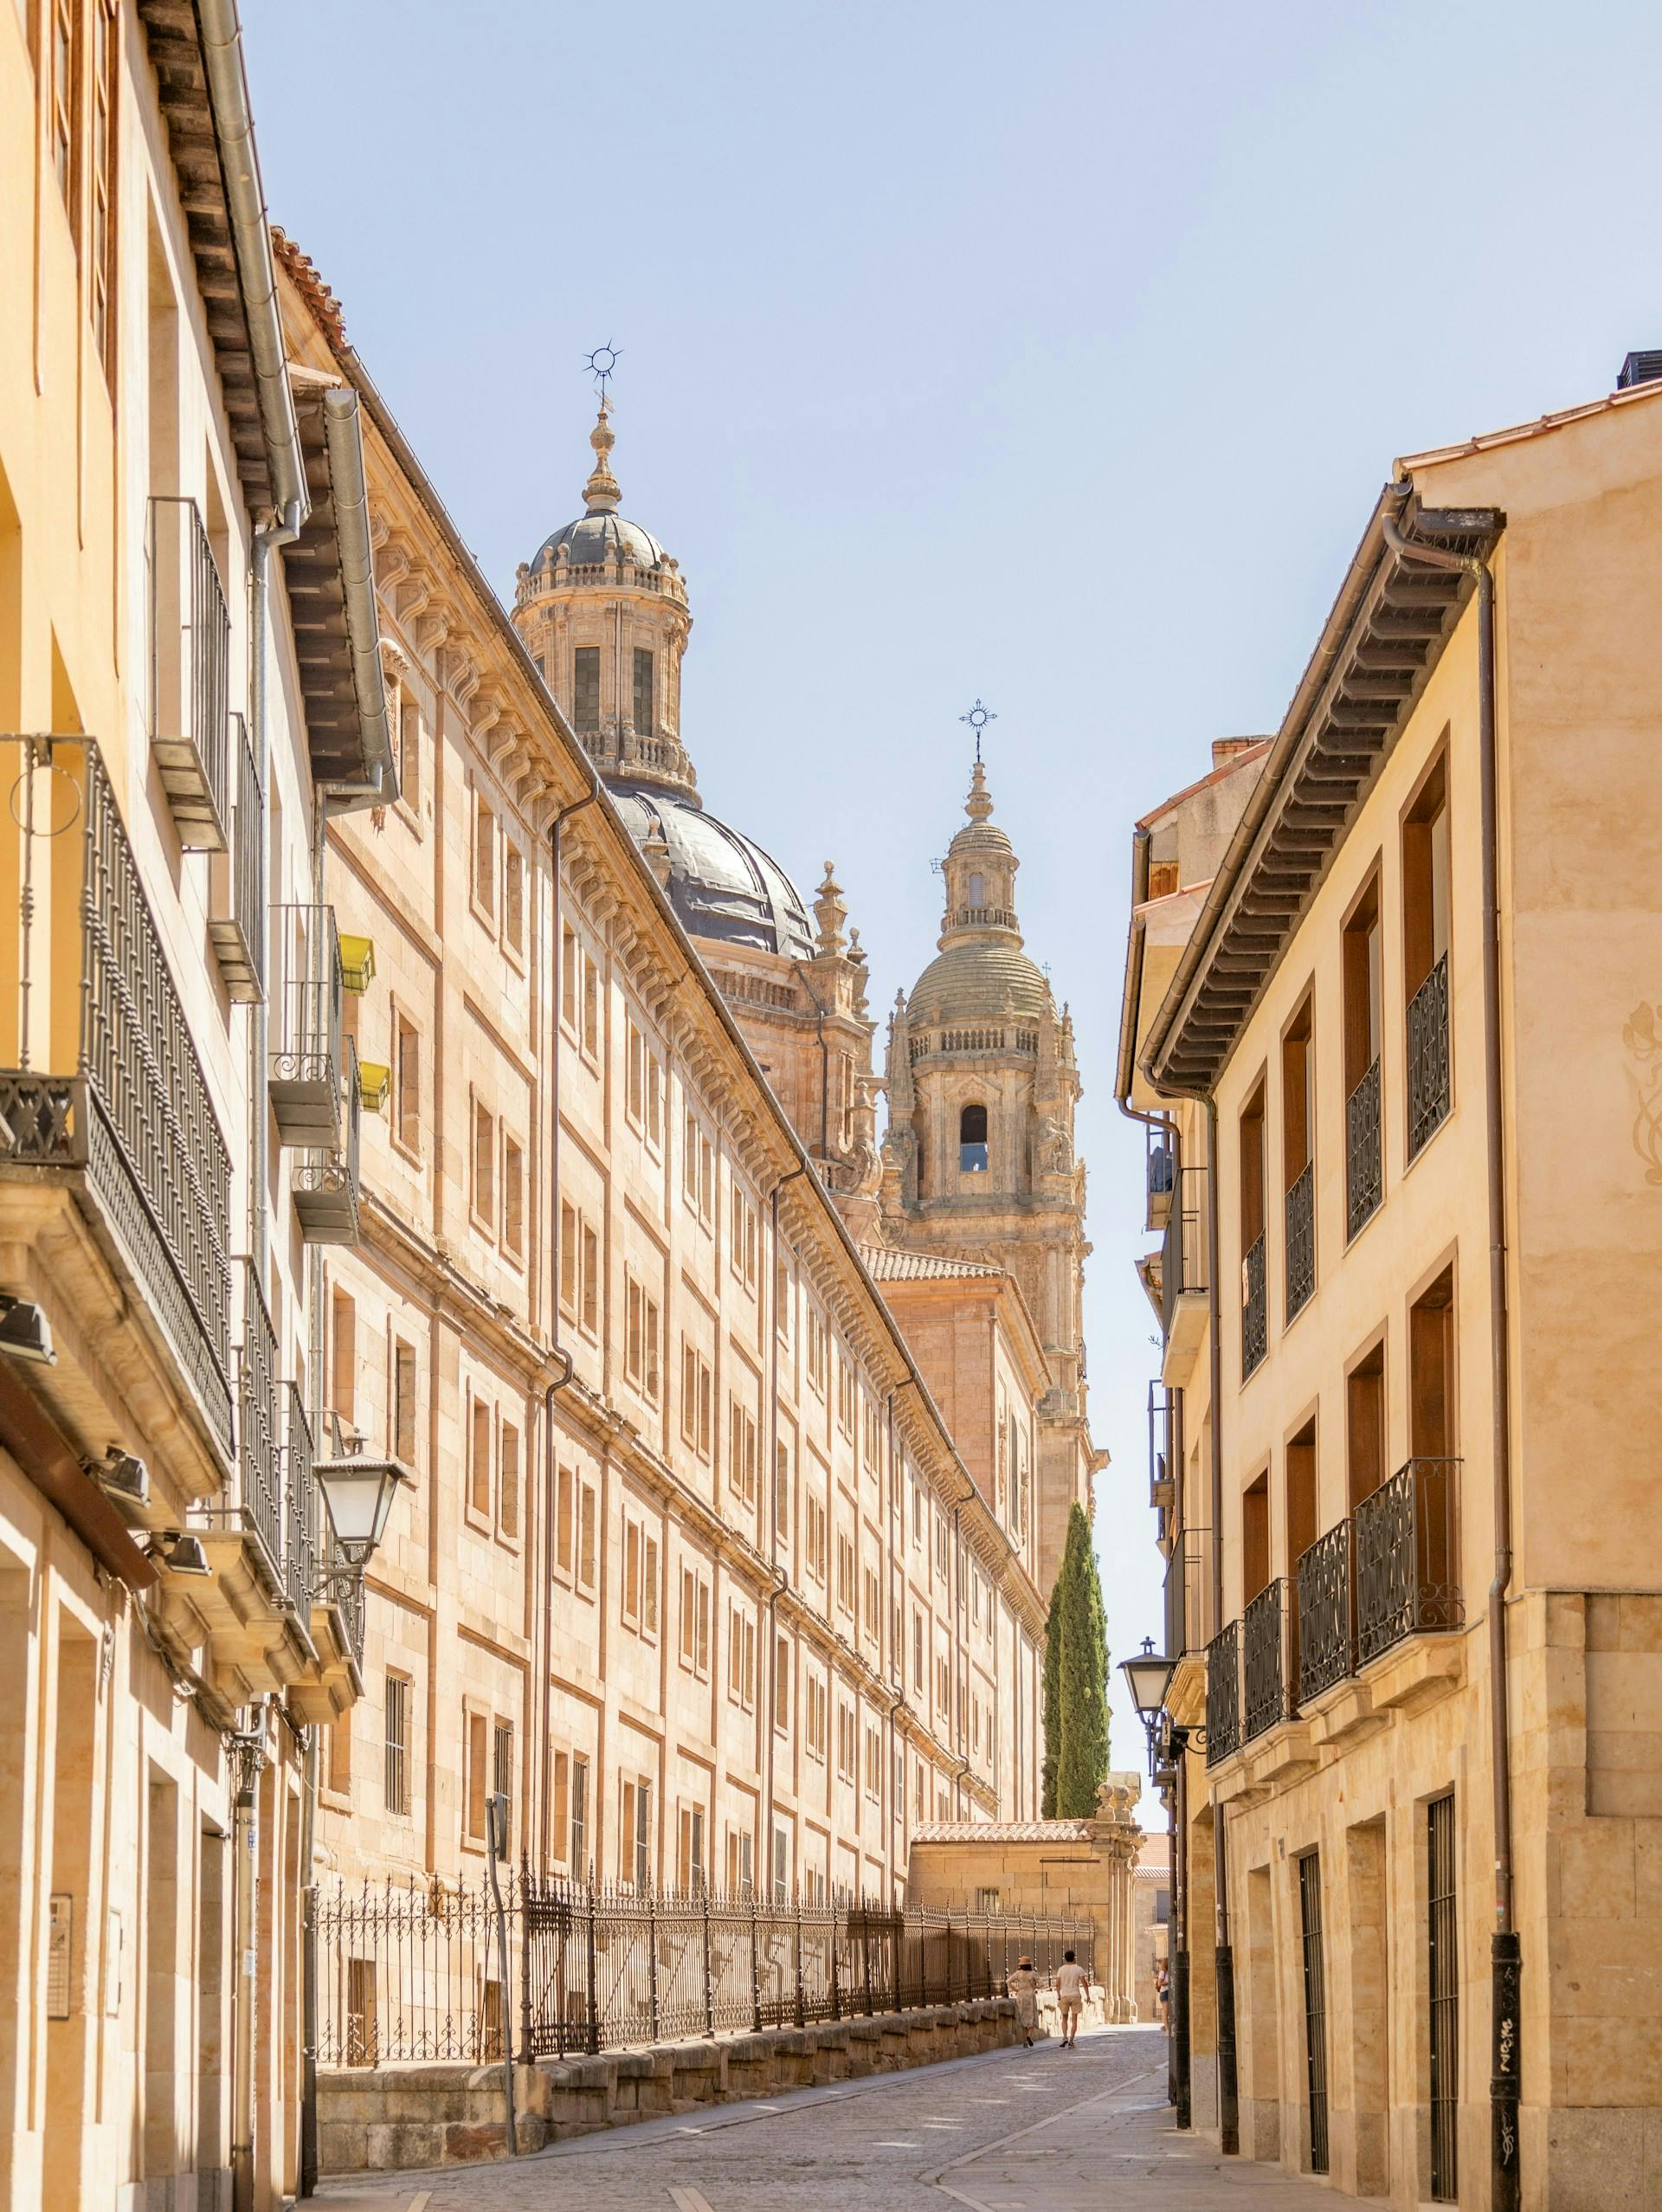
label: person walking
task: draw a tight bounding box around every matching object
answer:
[1155,1963,1170,2033]
[1006,1955,1039,2047]
[1055,1950,1087,2048]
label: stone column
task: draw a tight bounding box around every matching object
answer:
[1089,1773,1143,2022]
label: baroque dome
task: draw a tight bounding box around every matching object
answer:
[530,512,666,575]
[907,941,1052,1029]
[609,781,815,961]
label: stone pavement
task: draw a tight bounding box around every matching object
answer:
[315,2024,1360,2210]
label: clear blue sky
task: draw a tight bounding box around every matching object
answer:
[242,0,1662,1808]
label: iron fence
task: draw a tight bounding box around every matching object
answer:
[313,1873,1096,2068]
[1160,1164,1208,1340]
[1407,953,1451,1160]
[283,1383,318,1620]
[1205,1619,1240,1765]
[1355,1458,1462,1664]
[1345,1059,1382,1240]
[1242,1577,1293,1742]
[1296,1519,1354,1704]
[1240,1231,1267,1379]
[1285,1159,1315,1321]
[237,1259,282,1576]
[0,738,233,1447]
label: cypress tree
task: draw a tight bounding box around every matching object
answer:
[1044,1502,1111,1818]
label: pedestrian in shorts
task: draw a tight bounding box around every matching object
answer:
[1055,1950,1087,2048]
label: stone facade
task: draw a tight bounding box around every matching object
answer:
[905,1776,1144,2020]
[1119,377,1662,2208]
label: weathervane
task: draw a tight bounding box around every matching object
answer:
[958,697,997,763]
[583,342,622,397]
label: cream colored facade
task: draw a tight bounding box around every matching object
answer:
[276,253,1055,1917]
[1121,371,1662,2209]
[0,6,388,2209]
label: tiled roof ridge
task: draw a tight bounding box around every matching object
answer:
[859,1245,1008,1282]
[272,227,347,350]
[912,1819,1094,1842]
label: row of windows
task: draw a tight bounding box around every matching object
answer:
[569,645,658,737]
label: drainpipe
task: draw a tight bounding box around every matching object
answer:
[229,1726,267,2212]
[542,780,602,1865]
[1382,510,1518,2212]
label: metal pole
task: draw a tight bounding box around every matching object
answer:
[484,1800,517,2156]
[519,1861,534,2068]
[701,1886,713,2038]
[647,1890,660,2045]
[750,1895,763,2034]
[585,1880,599,2056]
[793,1896,804,2029]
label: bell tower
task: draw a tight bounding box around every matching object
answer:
[882,754,1102,1587]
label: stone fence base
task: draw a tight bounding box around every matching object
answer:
[320,1996,1025,2174]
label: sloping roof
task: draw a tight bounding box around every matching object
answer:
[1396,371,1662,471]
[912,1821,1094,1844]
[860,1247,1008,1284]
[1136,739,1271,833]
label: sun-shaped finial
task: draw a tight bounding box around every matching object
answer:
[958,698,997,764]
[584,342,622,395]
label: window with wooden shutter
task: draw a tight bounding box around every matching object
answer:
[499,1422,519,1540]
[470,1399,492,1519]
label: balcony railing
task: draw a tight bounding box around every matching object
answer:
[209,714,264,1003]
[1162,1525,1214,1661]
[148,496,230,849]
[283,1383,318,1620]
[1145,1119,1176,1232]
[1241,1232,1267,1378]
[1243,1577,1295,1742]
[1355,1458,1463,1664]
[1147,1381,1175,1512]
[1285,1160,1315,1322]
[270,904,343,1144]
[237,1260,282,1577]
[1161,1164,1209,1340]
[1345,1059,1382,1240]
[293,1039,362,1245]
[1205,1619,1241,1765]
[1407,953,1451,1161]
[1296,1519,1354,1705]
[0,738,232,1448]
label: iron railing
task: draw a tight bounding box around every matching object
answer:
[1145,1118,1176,1231]
[1296,1520,1354,1704]
[147,495,230,848]
[1164,1526,1214,1661]
[1407,952,1451,1161]
[237,1260,281,1576]
[312,1873,1095,2067]
[293,1039,362,1244]
[1345,1059,1382,1239]
[0,738,232,1447]
[209,713,264,1001]
[1242,1577,1294,1742]
[269,904,343,1144]
[1285,1160,1315,1322]
[283,1382,318,1620]
[1241,1231,1267,1378]
[1147,1380,1175,1512]
[1355,1458,1463,1664]
[1161,1164,1208,1339]
[1204,1619,1240,1765]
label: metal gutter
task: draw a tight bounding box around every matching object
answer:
[196,0,308,519]
[317,387,396,812]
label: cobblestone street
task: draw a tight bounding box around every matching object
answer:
[316,2026,1350,2211]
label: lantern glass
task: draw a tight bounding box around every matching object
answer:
[1119,1637,1176,1723]
[315,1457,406,1559]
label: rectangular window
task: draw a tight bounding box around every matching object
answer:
[633,647,655,734]
[806,1493,828,1583]
[727,1827,754,1898]
[578,1483,597,1588]
[680,1340,713,1460]
[679,1565,712,1676]
[934,1511,949,1583]
[774,1440,791,1540]
[772,1827,789,1903]
[469,1398,493,1520]
[87,0,116,377]
[1427,1792,1459,2203]
[395,1014,421,1151]
[1299,1850,1330,2175]
[912,1610,924,1690]
[836,1356,855,1438]
[805,1670,827,1759]
[864,1725,881,1800]
[624,1276,661,1402]
[473,1100,495,1226]
[863,1394,880,1472]
[806,1306,828,1394]
[582,952,600,1058]
[561,923,577,1030]
[1240,1075,1267,1378]
[48,0,74,207]
[935,1651,950,1717]
[499,1422,520,1541]
[465,1710,488,1842]
[504,844,525,955]
[775,1251,791,1343]
[774,1633,792,1736]
[620,1776,652,1889]
[1346,1342,1386,1512]
[1343,876,1383,1237]
[503,1137,525,1260]
[474,796,496,917]
[492,1720,513,1859]
[728,1398,758,1506]
[330,1287,357,1433]
[730,1183,759,1289]
[329,1712,351,1796]
[1283,996,1316,1324]
[573,646,601,732]
[551,1751,569,1862]
[728,1603,757,1710]
[835,1529,855,1615]
[384,1675,410,1818]
[678,1803,706,1893]
[1404,757,1452,1159]
[396,688,421,813]
[836,1701,856,1783]
[570,1756,589,1872]
[392,1338,417,1464]
[556,1465,575,1576]
[683,1111,715,1224]
[862,1562,879,1640]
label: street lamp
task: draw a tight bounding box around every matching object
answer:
[1120,1636,1176,1727]
[313,1454,407,1569]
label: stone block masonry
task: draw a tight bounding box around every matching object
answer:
[318,1996,1024,2173]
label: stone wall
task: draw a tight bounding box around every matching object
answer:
[319,1998,1022,2173]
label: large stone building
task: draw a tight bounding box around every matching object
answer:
[1118,365,1662,2210]
[0,5,388,2206]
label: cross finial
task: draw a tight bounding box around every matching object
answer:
[958,698,997,764]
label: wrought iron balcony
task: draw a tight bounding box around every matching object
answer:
[1147,1380,1175,1512]
[283,1382,318,1621]
[1355,1458,1463,1665]
[294,1040,362,1245]
[1243,1577,1295,1742]
[1205,1618,1241,1765]
[0,738,232,1449]
[269,903,343,1144]
[1241,1231,1267,1379]
[236,1260,282,1578]
[1160,1164,1209,1340]
[1145,1119,1176,1232]
[208,714,264,1003]
[1345,1058,1382,1240]
[1407,953,1451,1161]
[1296,1519,1355,1705]
[148,496,230,850]
[1285,1159,1315,1322]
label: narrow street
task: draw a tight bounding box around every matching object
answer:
[317,2027,1345,2211]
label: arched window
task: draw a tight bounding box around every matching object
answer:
[959,1102,989,1175]
[967,871,984,907]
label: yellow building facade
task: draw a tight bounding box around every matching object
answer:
[1121,368,1662,2210]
